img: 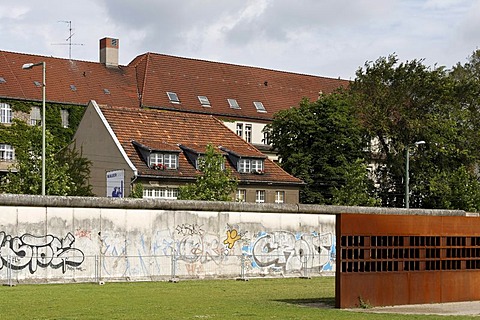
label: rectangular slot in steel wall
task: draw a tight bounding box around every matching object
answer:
[336,213,480,308]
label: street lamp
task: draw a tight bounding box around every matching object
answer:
[22,62,46,196]
[405,140,425,209]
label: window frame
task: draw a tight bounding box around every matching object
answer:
[149,152,178,169]
[167,92,180,103]
[256,190,265,203]
[245,124,252,143]
[198,96,210,106]
[253,101,267,113]
[143,187,179,199]
[60,109,69,128]
[236,189,247,202]
[227,99,240,109]
[30,106,41,126]
[0,103,12,124]
[0,144,14,160]
[275,191,285,204]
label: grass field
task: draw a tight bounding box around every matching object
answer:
[0,277,470,319]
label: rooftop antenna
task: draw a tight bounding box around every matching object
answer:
[52,20,84,60]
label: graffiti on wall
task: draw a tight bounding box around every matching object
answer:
[0,231,85,274]
[95,222,335,278]
[244,230,335,274]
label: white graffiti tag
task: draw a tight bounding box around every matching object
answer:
[0,232,85,274]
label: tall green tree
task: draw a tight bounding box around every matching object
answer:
[0,120,93,196]
[178,144,237,201]
[267,92,372,205]
[351,53,480,210]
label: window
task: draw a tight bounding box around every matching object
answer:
[251,159,263,172]
[34,81,41,87]
[245,124,252,143]
[198,96,210,106]
[228,99,240,109]
[103,88,111,94]
[0,103,12,124]
[253,101,267,113]
[167,92,180,103]
[30,107,41,126]
[256,190,265,203]
[236,189,246,202]
[70,84,77,91]
[238,158,264,173]
[0,144,14,160]
[164,153,178,169]
[143,187,178,199]
[236,123,243,137]
[0,77,5,84]
[238,159,251,173]
[60,109,69,128]
[236,122,252,142]
[149,153,178,169]
[262,130,270,145]
[275,191,285,204]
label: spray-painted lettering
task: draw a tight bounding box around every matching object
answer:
[0,232,85,274]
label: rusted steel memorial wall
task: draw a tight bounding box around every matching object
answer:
[335,211,480,308]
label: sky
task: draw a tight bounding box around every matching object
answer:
[1,0,479,80]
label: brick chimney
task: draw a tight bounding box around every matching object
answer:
[100,37,119,67]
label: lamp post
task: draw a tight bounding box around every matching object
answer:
[405,140,425,209]
[22,62,46,196]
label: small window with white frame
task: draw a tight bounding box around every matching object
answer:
[236,123,243,137]
[251,159,263,172]
[275,191,285,204]
[149,152,178,169]
[245,124,252,143]
[236,189,246,202]
[30,106,41,126]
[253,101,267,113]
[238,159,251,173]
[256,190,265,203]
[167,92,180,103]
[262,130,271,145]
[0,144,14,160]
[0,103,12,124]
[143,187,179,199]
[227,99,240,109]
[198,96,210,107]
[61,109,69,128]
[238,158,264,173]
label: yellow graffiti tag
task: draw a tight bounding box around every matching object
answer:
[223,229,241,249]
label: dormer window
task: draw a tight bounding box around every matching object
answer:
[198,96,210,107]
[228,99,240,109]
[253,101,267,113]
[167,92,180,103]
[238,158,264,174]
[149,152,178,169]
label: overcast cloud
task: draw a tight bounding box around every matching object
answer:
[0,0,479,79]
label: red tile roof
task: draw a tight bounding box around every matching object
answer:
[131,52,349,121]
[0,49,348,122]
[98,105,303,185]
[0,51,138,106]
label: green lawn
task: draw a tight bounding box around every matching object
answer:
[0,277,471,319]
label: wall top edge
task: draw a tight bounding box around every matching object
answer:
[0,194,468,216]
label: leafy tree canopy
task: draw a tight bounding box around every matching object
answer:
[178,144,237,201]
[0,120,93,196]
[267,92,373,205]
[350,52,480,210]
